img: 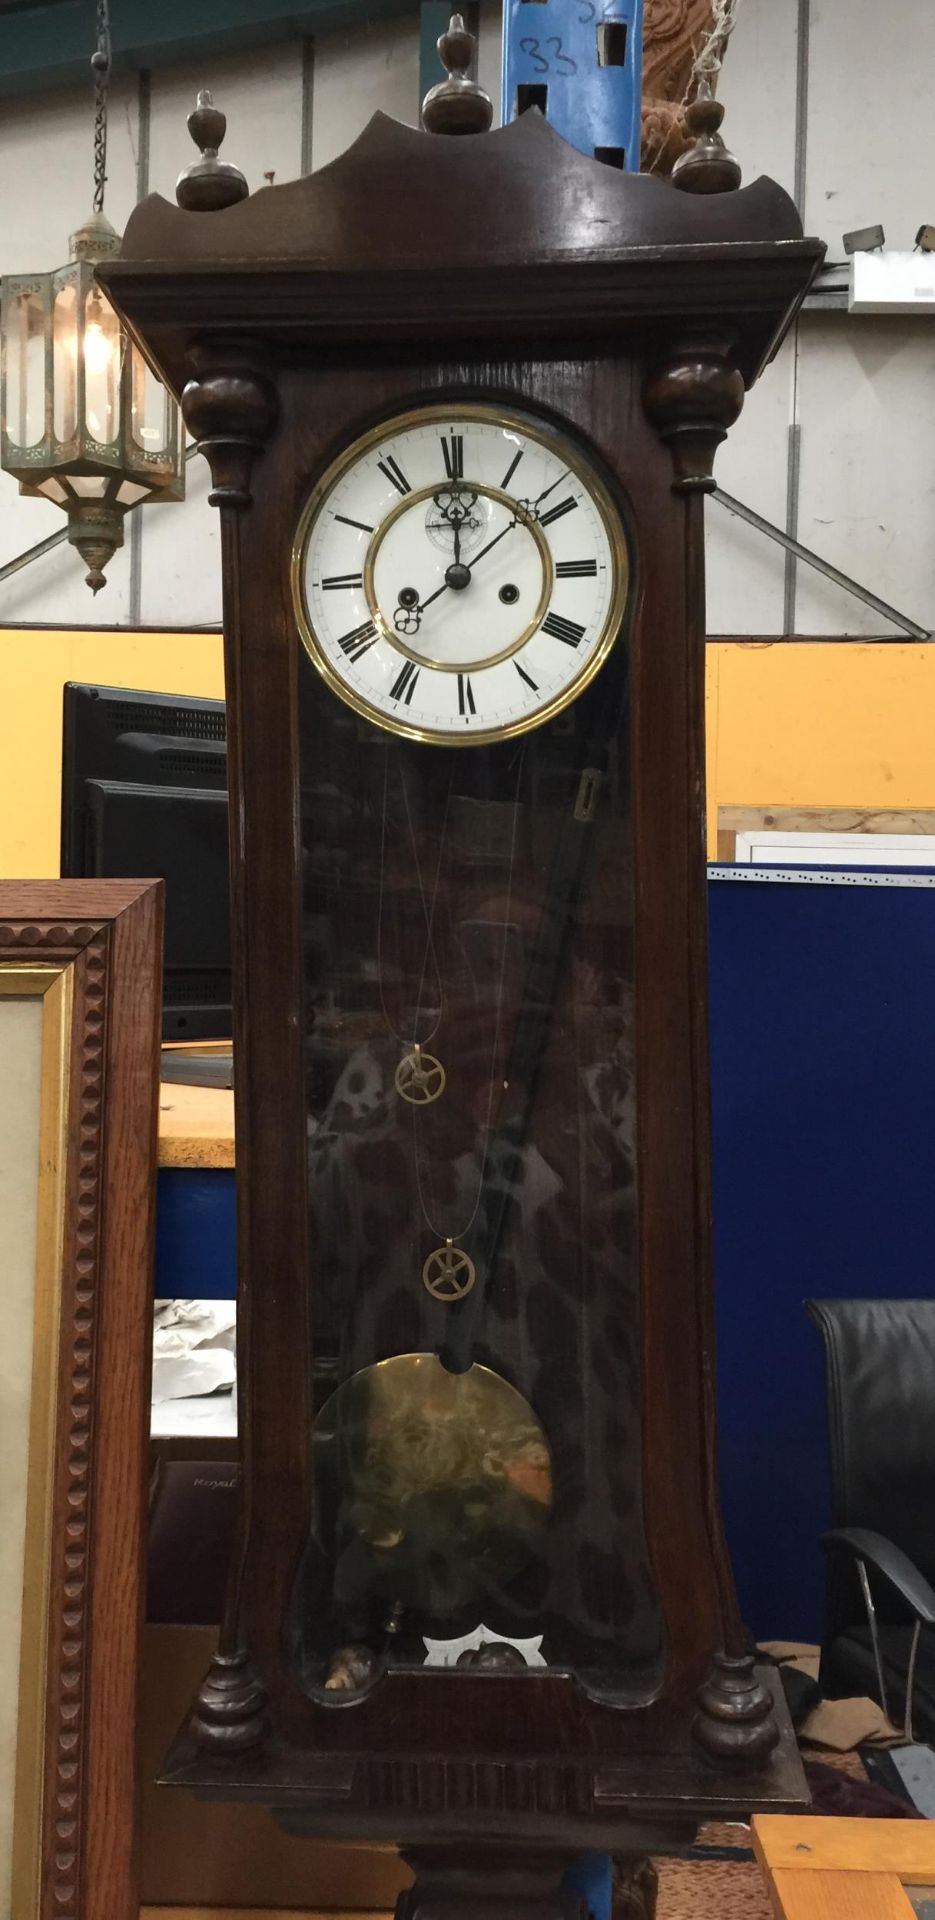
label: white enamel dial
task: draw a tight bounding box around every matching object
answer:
[292,404,628,744]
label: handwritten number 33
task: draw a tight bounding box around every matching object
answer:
[519,35,578,75]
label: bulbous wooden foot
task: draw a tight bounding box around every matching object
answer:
[190,1646,269,1754]
[693,1649,780,1765]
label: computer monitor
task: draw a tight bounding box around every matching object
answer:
[61,682,230,1041]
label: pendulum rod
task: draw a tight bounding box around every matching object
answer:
[438,684,624,1375]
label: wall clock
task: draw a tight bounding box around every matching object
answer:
[292,403,628,743]
[103,34,823,1920]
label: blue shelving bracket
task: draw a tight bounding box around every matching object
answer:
[500,0,643,171]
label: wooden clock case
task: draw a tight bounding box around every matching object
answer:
[102,85,822,1902]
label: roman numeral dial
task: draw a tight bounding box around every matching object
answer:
[377,454,411,497]
[539,496,578,528]
[321,572,363,591]
[338,619,378,661]
[542,610,586,648]
[441,433,464,480]
[295,404,628,744]
[389,660,420,704]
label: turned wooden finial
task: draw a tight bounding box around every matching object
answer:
[671,78,741,194]
[176,88,249,211]
[422,13,493,136]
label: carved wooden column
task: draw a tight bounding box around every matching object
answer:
[174,101,280,1757]
[180,333,279,1757]
[643,286,780,1776]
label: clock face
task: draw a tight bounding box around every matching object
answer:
[292,403,629,745]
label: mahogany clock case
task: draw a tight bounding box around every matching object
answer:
[101,109,823,1841]
[178,350,789,1803]
[163,358,803,1834]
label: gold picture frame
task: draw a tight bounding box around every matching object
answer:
[0,882,163,1920]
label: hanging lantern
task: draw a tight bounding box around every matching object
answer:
[0,4,183,591]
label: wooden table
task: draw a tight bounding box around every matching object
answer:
[158,1080,235,1168]
[753,1815,935,1920]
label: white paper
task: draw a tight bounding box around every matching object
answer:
[152,1298,237,1401]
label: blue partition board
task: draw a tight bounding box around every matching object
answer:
[708,867,935,1644]
[562,1852,612,1920]
[155,1167,236,1299]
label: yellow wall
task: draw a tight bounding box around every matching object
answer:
[706,640,935,856]
[2,630,935,876]
[0,630,224,877]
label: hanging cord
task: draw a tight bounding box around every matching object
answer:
[646,0,743,175]
[91,0,112,213]
[690,0,742,92]
[411,745,527,1250]
[376,750,455,1053]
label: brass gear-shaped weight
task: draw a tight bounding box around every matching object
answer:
[395,1044,446,1105]
[422,1239,476,1302]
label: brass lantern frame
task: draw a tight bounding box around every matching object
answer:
[0,214,184,592]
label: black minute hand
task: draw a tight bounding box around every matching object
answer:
[532,467,570,508]
[416,515,518,613]
[459,514,518,572]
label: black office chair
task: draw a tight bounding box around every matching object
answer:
[806,1298,935,1742]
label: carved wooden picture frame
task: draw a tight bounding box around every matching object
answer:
[0,881,162,1920]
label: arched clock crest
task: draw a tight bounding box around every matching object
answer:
[103,23,823,1917]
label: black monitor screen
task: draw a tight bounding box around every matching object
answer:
[61,682,230,1041]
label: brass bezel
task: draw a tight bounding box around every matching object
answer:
[291,401,631,747]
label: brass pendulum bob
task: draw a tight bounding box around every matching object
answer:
[312,1354,552,1619]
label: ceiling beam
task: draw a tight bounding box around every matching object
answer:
[0,0,414,96]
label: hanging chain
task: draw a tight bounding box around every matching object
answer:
[91,0,112,213]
